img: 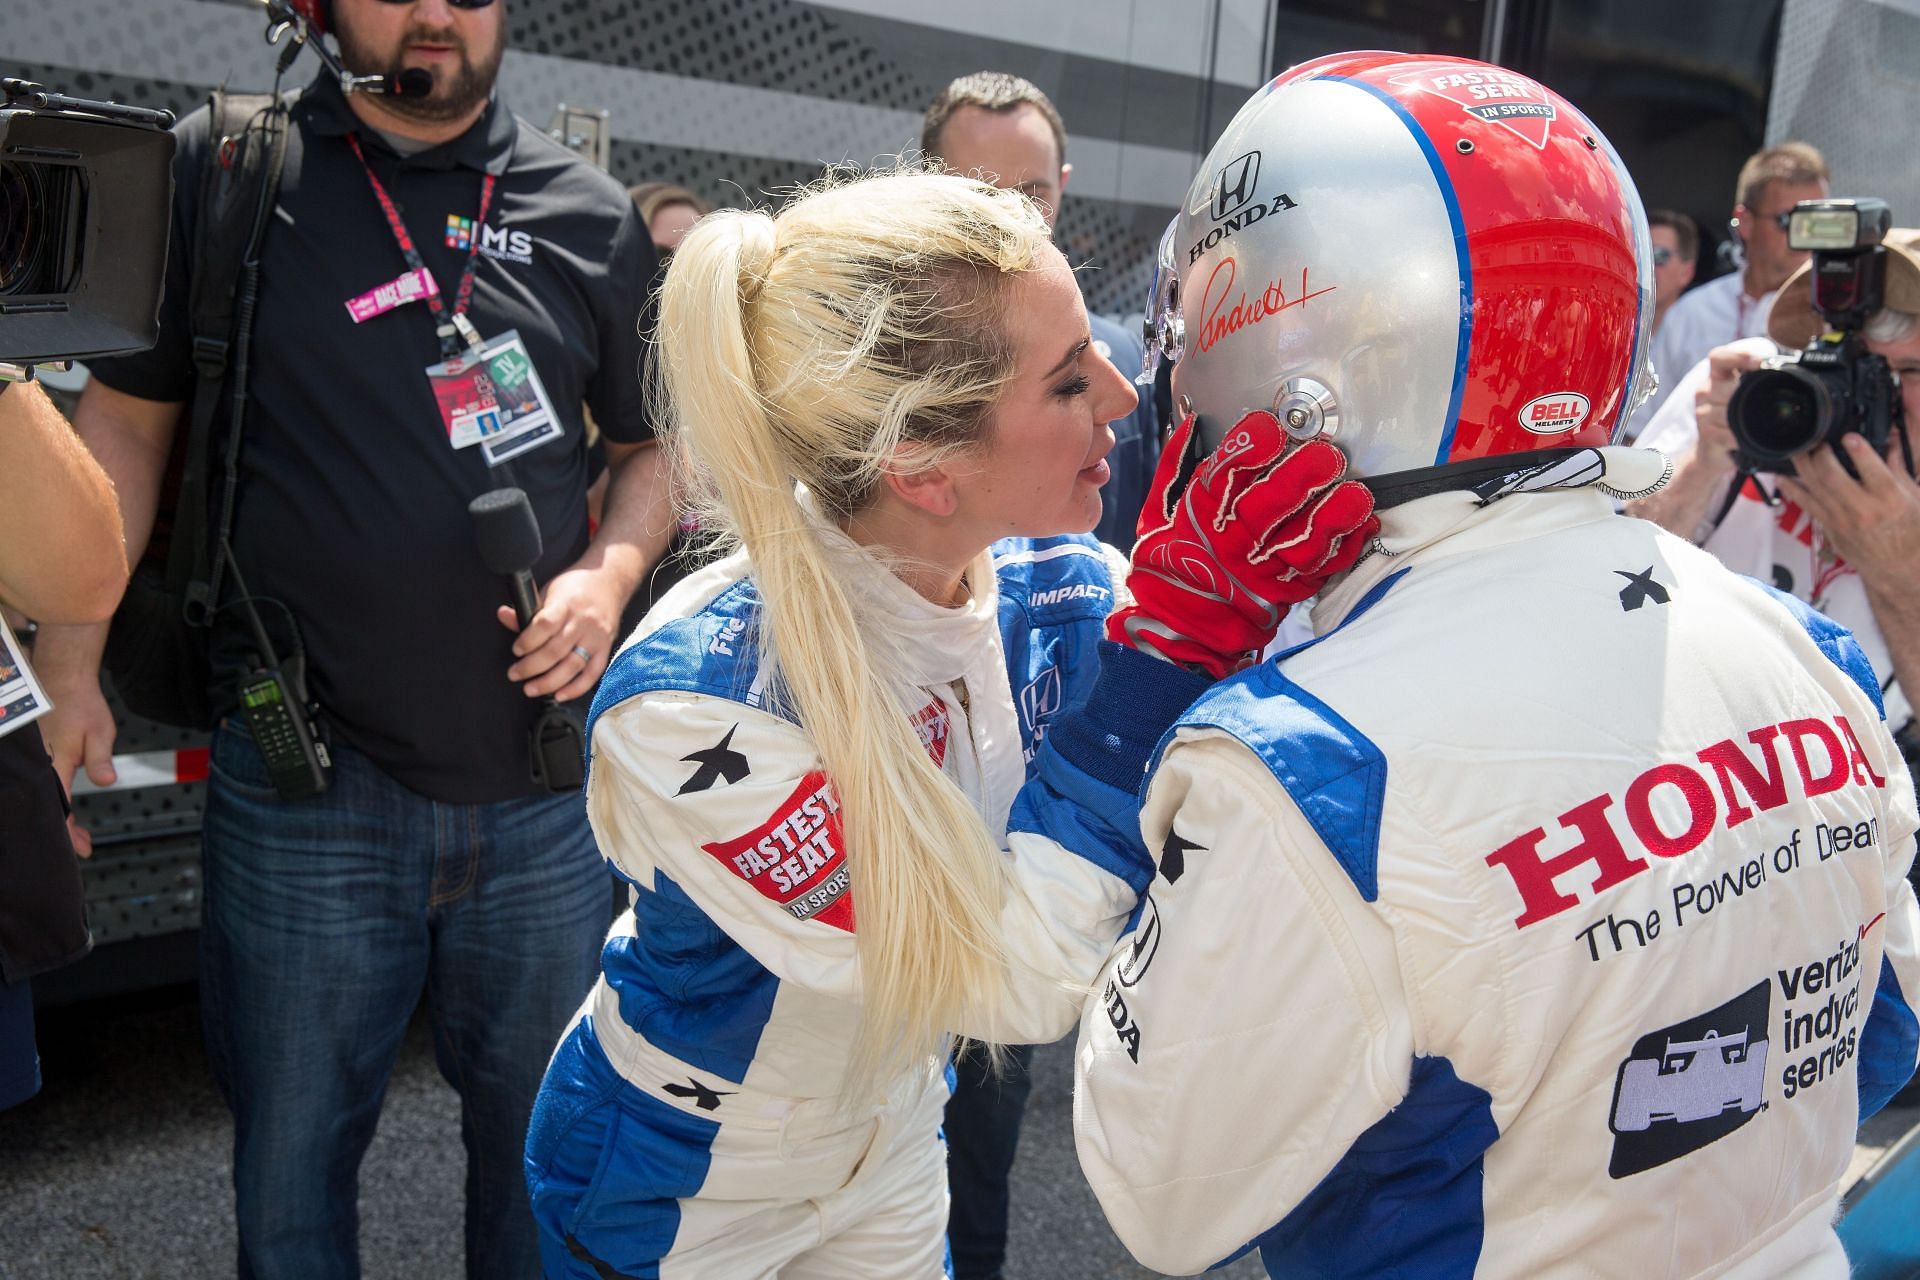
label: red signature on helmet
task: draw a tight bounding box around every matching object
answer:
[1194,256,1337,355]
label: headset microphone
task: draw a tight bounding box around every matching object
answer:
[391,67,435,98]
[260,0,437,98]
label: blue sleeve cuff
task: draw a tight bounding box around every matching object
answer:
[1859,955,1919,1122]
[1046,642,1214,797]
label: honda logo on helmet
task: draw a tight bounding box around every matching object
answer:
[1211,151,1261,220]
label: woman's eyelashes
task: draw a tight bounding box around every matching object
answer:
[1053,373,1091,399]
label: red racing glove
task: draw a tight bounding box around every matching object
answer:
[1108,410,1380,678]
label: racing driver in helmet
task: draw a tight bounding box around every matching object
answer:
[1073,52,1920,1278]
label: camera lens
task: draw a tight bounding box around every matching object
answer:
[1727,365,1833,464]
[0,161,36,293]
[0,158,60,296]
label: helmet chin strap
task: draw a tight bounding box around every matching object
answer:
[1361,449,1586,509]
[1363,445,1674,509]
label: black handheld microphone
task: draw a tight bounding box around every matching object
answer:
[470,487,543,627]
[469,487,589,793]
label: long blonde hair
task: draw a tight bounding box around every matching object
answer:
[656,172,1052,1093]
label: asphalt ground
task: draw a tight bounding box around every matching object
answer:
[0,985,1257,1279]
[0,985,1911,1279]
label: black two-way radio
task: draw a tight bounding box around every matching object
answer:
[225,547,332,800]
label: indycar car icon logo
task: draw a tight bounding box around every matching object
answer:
[1610,1028,1767,1132]
[1606,980,1771,1178]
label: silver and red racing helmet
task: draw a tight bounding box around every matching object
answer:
[1144,51,1656,498]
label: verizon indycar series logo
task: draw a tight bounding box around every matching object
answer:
[701,773,852,931]
[1607,981,1768,1178]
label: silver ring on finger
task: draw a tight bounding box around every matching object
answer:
[571,644,594,665]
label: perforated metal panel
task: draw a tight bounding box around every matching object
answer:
[1770,0,1920,224]
[508,0,930,110]
[70,685,210,946]
[5,0,1237,320]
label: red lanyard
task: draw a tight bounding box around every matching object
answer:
[346,133,496,358]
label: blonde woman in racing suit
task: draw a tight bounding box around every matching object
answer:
[521,170,1378,1278]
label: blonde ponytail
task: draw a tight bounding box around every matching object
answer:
[656,174,1051,1096]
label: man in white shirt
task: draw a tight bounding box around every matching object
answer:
[1626,142,1829,439]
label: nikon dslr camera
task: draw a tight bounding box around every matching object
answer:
[0,78,173,376]
[1726,198,1904,474]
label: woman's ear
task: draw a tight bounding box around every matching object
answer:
[880,450,961,517]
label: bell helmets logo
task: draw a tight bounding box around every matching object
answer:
[1392,68,1560,149]
[1519,392,1591,435]
[1211,150,1261,220]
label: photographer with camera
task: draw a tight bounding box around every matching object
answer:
[29,0,671,1274]
[1629,209,1920,775]
[0,377,128,1111]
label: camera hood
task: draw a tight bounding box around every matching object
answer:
[0,105,175,366]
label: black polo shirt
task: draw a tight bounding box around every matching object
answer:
[88,74,657,802]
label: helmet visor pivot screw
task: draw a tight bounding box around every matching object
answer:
[1273,378,1340,442]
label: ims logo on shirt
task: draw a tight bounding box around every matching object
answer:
[445,214,535,264]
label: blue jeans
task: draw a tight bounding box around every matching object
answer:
[0,977,39,1111]
[201,721,609,1280]
[944,1042,1036,1280]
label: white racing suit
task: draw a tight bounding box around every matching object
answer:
[525,531,1208,1279]
[1074,484,1920,1278]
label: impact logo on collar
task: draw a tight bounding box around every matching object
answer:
[447,214,535,264]
[1028,582,1108,608]
[1394,69,1559,149]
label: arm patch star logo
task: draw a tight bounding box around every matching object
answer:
[678,724,751,795]
[1160,829,1206,884]
[662,1077,735,1111]
[1615,566,1671,612]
